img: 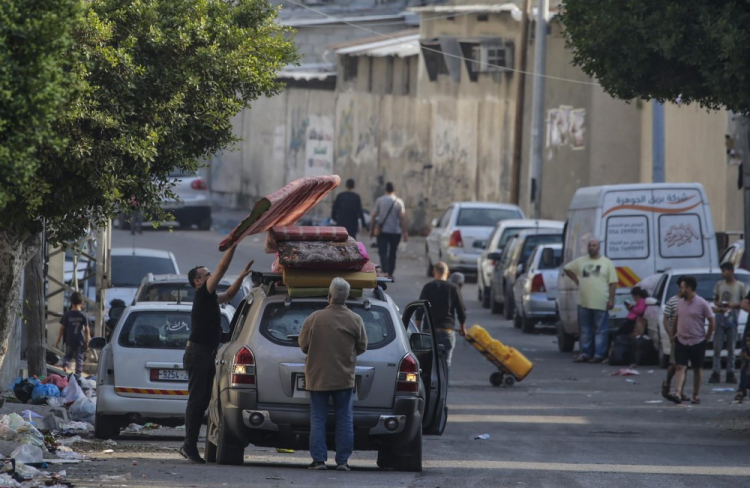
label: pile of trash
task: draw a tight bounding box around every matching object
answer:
[10,375,96,425]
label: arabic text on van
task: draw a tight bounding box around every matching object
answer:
[614,193,693,207]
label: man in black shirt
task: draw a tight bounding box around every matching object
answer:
[180,244,253,463]
[331,179,366,239]
[416,262,466,368]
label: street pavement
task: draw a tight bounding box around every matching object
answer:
[67,223,750,487]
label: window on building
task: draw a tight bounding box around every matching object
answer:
[421,42,448,82]
[484,43,507,72]
[343,55,358,82]
[477,14,489,22]
[385,57,394,94]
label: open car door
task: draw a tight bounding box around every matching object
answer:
[401,300,448,436]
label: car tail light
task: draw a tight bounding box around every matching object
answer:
[448,230,463,248]
[396,353,419,393]
[531,273,546,293]
[232,346,256,385]
[190,178,208,190]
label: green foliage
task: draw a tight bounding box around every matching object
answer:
[0,0,82,216]
[560,0,750,113]
[1,0,298,244]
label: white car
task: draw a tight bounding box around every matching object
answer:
[512,243,563,333]
[477,219,563,308]
[104,248,180,316]
[642,268,750,367]
[92,302,235,439]
[426,202,524,277]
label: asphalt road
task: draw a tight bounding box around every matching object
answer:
[67,226,750,487]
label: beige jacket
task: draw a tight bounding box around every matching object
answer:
[299,304,368,391]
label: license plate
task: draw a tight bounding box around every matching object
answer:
[155,369,188,381]
[297,376,306,391]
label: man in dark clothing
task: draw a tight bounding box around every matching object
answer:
[331,179,366,239]
[180,244,253,464]
[416,262,466,368]
[55,292,90,375]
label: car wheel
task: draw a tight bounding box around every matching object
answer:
[216,414,245,466]
[557,324,576,353]
[426,257,433,277]
[396,427,422,472]
[481,284,491,309]
[513,309,522,329]
[377,448,398,469]
[94,413,121,440]
[503,288,514,320]
[490,286,503,314]
[198,217,212,231]
[477,283,483,302]
[522,315,535,334]
[205,416,218,463]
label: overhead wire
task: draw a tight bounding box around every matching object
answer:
[281,0,600,87]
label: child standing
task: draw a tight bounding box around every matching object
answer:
[55,292,90,375]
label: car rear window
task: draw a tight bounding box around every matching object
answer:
[457,208,521,227]
[138,283,243,309]
[521,235,562,263]
[498,227,525,249]
[665,274,750,302]
[260,302,395,350]
[118,311,229,349]
[538,247,563,270]
[112,256,177,287]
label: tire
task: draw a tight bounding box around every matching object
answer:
[481,283,491,309]
[205,416,217,463]
[396,428,422,472]
[557,324,576,353]
[490,286,503,315]
[377,448,398,469]
[521,315,535,334]
[503,288,514,320]
[490,372,504,387]
[513,310,522,329]
[94,413,121,440]
[216,414,245,466]
[477,283,483,302]
[426,254,433,278]
[504,376,516,387]
[198,217,212,231]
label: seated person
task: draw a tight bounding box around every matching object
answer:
[615,286,648,337]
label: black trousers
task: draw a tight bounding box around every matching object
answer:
[377,232,401,275]
[183,344,216,447]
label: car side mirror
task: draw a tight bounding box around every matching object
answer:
[89,337,106,350]
[410,332,433,352]
[431,218,439,228]
[645,297,658,306]
[487,251,502,261]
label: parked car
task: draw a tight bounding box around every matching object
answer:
[425,202,524,277]
[558,183,718,352]
[512,244,563,333]
[489,228,563,319]
[720,239,745,270]
[133,273,250,310]
[116,168,212,230]
[641,268,750,367]
[205,278,448,471]
[477,219,564,308]
[91,302,235,439]
[104,248,180,318]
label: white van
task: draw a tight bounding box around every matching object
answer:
[556,183,718,352]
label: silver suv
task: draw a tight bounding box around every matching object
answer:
[206,276,448,471]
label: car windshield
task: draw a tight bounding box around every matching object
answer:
[260,302,395,350]
[665,273,750,301]
[138,283,243,309]
[111,256,177,287]
[457,208,521,227]
[538,247,563,270]
[521,234,562,263]
[118,311,230,349]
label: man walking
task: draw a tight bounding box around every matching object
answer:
[331,179,366,239]
[416,262,467,368]
[370,182,408,279]
[180,245,253,463]
[667,276,715,405]
[709,262,746,384]
[55,292,90,375]
[661,278,683,400]
[563,237,617,363]
[299,278,367,471]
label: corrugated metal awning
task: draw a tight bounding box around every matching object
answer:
[280,14,403,27]
[336,34,420,58]
[277,70,336,81]
[408,3,520,14]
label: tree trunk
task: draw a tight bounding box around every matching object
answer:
[0,230,40,379]
[24,246,46,377]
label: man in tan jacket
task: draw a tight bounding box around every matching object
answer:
[299,277,367,471]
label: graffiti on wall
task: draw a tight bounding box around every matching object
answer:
[337,101,354,159]
[305,115,334,177]
[546,105,586,152]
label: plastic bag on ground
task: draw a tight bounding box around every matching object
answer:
[70,396,96,423]
[31,384,61,403]
[0,413,45,447]
[62,379,84,404]
[10,445,43,464]
[42,374,69,391]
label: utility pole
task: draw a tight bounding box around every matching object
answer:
[510,0,531,206]
[528,0,548,219]
[652,102,665,183]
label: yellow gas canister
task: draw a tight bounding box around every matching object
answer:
[467,325,490,344]
[501,346,533,380]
